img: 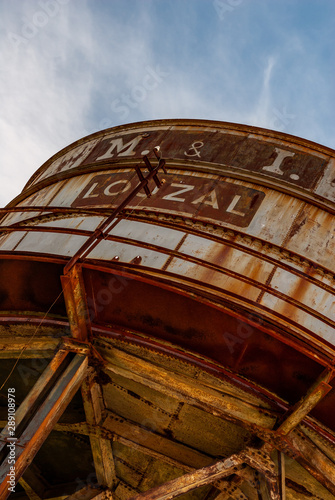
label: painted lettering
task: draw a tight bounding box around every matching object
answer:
[82,182,99,198]
[162,183,195,202]
[262,148,295,176]
[96,135,143,161]
[226,195,245,216]
[192,189,219,209]
[103,180,131,196]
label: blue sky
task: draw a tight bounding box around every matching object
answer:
[0,0,334,206]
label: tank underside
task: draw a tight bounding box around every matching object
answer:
[0,119,334,499]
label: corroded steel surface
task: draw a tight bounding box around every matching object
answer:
[0,119,335,499]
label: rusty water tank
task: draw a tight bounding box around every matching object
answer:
[0,119,334,498]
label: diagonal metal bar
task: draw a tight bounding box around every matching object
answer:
[129,453,245,500]
[276,368,334,436]
[0,353,88,499]
[0,348,68,453]
[64,156,166,273]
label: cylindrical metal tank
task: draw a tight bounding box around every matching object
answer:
[0,119,335,499]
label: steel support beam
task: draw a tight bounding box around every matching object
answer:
[129,453,245,500]
[64,485,113,500]
[214,476,248,500]
[81,374,117,490]
[0,352,88,499]
[0,336,60,358]
[100,345,335,497]
[277,368,334,436]
[61,264,92,342]
[277,452,286,500]
[0,348,68,453]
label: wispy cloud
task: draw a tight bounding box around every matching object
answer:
[0,0,334,207]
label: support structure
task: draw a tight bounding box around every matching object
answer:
[0,120,335,499]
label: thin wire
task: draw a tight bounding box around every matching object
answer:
[0,287,65,393]
[0,164,158,392]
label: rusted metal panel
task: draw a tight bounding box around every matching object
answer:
[0,231,28,251]
[109,220,185,250]
[314,157,335,202]
[267,267,335,322]
[259,293,335,344]
[165,257,263,302]
[175,235,275,284]
[13,231,88,257]
[48,173,104,207]
[16,181,67,208]
[0,210,42,227]
[89,240,171,270]
[283,204,335,272]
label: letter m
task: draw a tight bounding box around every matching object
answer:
[96,134,143,160]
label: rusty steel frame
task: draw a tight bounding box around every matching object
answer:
[276,367,334,435]
[128,453,245,500]
[99,343,335,496]
[81,371,117,490]
[0,122,334,499]
[61,264,92,342]
[0,352,88,499]
[5,216,335,340]
[126,445,284,500]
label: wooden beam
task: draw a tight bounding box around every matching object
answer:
[288,429,335,496]
[81,374,117,490]
[0,337,60,358]
[0,353,88,499]
[21,463,49,500]
[18,477,43,500]
[103,410,212,471]
[278,452,286,500]
[129,453,245,500]
[64,485,112,500]
[100,345,276,430]
[0,348,68,453]
[276,368,333,436]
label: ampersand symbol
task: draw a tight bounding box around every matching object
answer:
[184,141,204,158]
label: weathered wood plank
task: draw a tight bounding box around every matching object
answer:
[101,346,276,430]
[81,375,117,490]
[0,354,88,499]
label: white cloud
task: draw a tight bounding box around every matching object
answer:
[0,0,334,208]
[0,0,94,206]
